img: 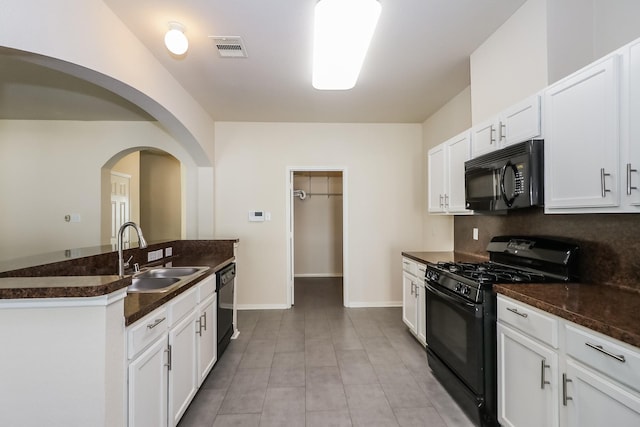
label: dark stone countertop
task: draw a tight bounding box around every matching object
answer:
[0,275,130,299]
[123,253,234,325]
[401,250,640,349]
[494,283,640,349]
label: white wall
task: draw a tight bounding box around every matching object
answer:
[470,0,548,123]
[0,120,195,261]
[293,175,343,277]
[214,122,423,308]
[421,87,472,251]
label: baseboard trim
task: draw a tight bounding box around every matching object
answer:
[347,301,402,308]
[294,273,343,278]
[237,304,290,310]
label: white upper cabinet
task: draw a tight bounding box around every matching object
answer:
[428,130,472,215]
[544,55,621,211]
[471,94,542,158]
[623,39,640,207]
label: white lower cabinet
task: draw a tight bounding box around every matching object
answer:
[127,275,217,427]
[497,323,559,427]
[497,295,640,427]
[401,257,426,346]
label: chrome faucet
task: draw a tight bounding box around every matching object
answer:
[118,221,148,277]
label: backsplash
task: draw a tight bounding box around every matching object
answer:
[454,208,640,291]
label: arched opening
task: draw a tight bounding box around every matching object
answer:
[101,148,183,247]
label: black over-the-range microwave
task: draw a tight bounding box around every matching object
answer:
[464,139,544,211]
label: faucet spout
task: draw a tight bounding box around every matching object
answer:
[117,221,148,277]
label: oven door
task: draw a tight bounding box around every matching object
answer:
[425,281,484,394]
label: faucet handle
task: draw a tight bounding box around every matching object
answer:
[125,255,134,268]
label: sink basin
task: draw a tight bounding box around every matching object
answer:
[127,266,210,293]
[128,277,181,293]
[135,267,206,279]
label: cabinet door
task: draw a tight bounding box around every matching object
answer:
[497,323,559,427]
[501,94,541,147]
[168,312,199,426]
[544,55,620,210]
[445,132,471,213]
[416,280,426,346]
[428,144,447,213]
[564,360,640,427]
[471,118,498,157]
[197,294,217,386]
[128,335,169,427]
[402,271,418,334]
[625,40,640,206]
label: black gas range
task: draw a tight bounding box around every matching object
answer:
[424,236,579,427]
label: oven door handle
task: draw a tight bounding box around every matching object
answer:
[425,283,476,311]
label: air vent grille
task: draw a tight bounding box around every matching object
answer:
[209,36,248,58]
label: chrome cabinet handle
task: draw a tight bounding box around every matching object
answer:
[410,282,415,296]
[585,342,626,362]
[444,194,449,207]
[540,360,550,389]
[627,163,637,195]
[506,307,528,318]
[147,317,166,329]
[601,168,611,198]
[165,344,172,370]
[562,373,573,406]
[490,126,496,144]
[415,285,419,298]
[202,312,207,331]
[499,122,506,141]
[439,194,444,208]
[196,318,202,336]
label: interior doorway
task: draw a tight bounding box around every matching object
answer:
[286,167,348,308]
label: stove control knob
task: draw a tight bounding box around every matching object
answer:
[455,283,462,292]
[462,286,471,296]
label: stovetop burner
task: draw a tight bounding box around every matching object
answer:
[435,261,547,285]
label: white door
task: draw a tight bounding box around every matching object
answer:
[197,294,217,386]
[500,94,541,147]
[402,271,417,334]
[128,335,169,427]
[544,55,620,210]
[471,118,498,157]
[445,132,471,213]
[289,171,295,305]
[564,359,640,427]
[110,172,131,244]
[168,312,198,426]
[427,144,446,213]
[497,323,559,427]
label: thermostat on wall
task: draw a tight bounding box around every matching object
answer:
[248,210,265,222]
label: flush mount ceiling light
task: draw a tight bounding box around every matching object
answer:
[164,22,189,55]
[312,0,381,90]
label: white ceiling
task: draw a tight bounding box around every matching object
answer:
[2,0,526,123]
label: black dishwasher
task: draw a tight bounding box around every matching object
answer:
[216,263,235,358]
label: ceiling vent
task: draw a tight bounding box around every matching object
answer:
[209,36,248,58]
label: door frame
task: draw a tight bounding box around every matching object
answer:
[286,166,349,308]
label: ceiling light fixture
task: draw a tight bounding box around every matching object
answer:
[312,0,381,90]
[164,22,189,56]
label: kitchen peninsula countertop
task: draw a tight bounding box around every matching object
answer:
[0,239,237,326]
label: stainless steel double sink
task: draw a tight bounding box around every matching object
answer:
[127,266,210,293]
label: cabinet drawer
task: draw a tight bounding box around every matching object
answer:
[402,258,417,276]
[565,323,640,393]
[168,286,198,327]
[415,262,427,278]
[197,274,216,302]
[127,306,168,359]
[497,296,558,348]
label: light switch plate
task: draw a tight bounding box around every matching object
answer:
[473,228,479,240]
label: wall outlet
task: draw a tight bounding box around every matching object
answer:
[147,249,164,262]
[473,228,479,240]
[165,247,173,257]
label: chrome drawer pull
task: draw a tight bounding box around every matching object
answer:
[506,307,528,318]
[540,360,550,389]
[601,168,611,198]
[627,163,637,195]
[585,342,626,363]
[146,317,166,329]
[562,373,573,406]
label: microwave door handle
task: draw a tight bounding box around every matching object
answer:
[500,162,517,207]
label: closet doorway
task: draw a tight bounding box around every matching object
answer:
[286,167,348,308]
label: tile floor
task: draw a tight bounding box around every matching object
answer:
[178,277,474,427]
